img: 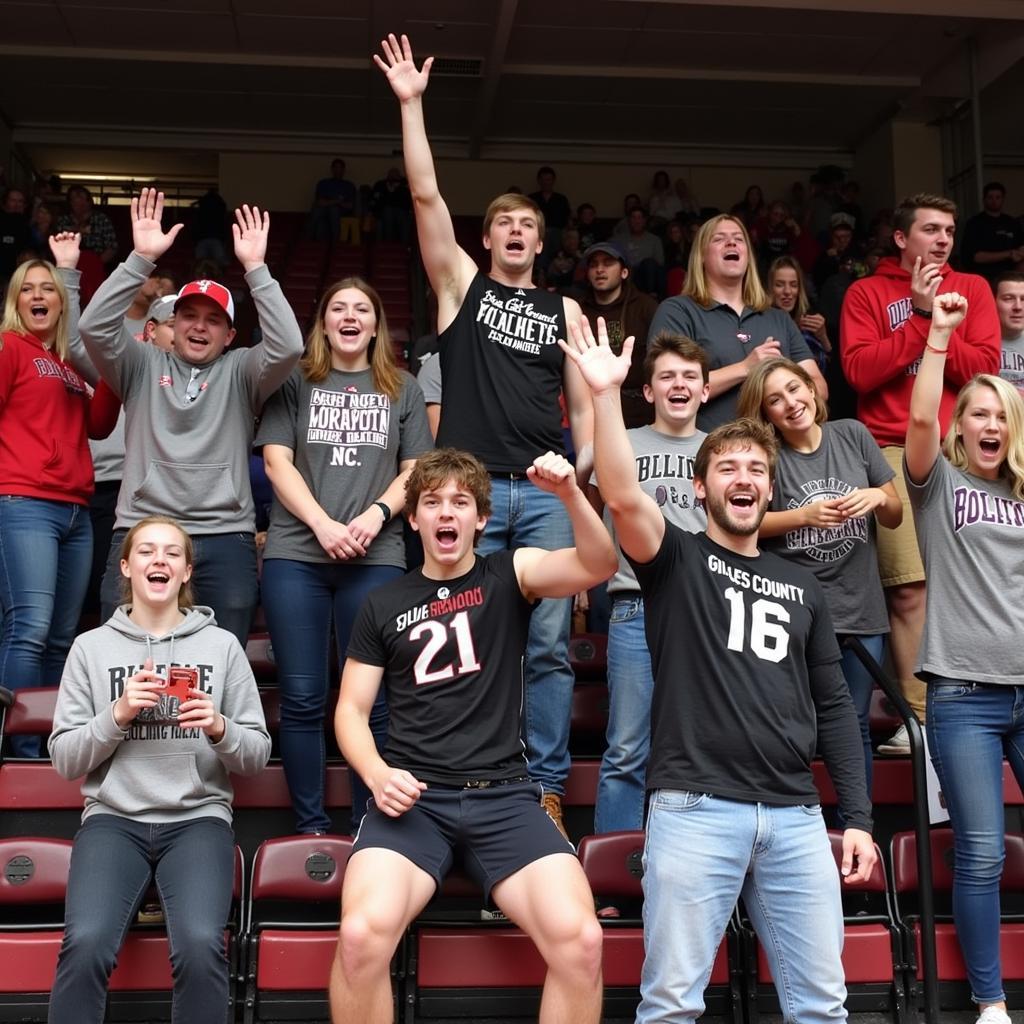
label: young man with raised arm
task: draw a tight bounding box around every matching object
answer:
[376,34,593,835]
[330,447,616,1024]
[79,188,303,646]
[564,318,875,1022]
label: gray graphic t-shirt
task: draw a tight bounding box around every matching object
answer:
[591,425,707,593]
[907,454,1024,686]
[999,332,1024,395]
[256,366,432,566]
[765,420,893,635]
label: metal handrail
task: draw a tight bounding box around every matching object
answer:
[842,636,938,1024]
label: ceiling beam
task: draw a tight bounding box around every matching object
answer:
[636,0,1024,17]
[468,0,518,159]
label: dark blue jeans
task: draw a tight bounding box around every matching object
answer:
[927,680,1024,1004]
[101,530,258,648]
[261,557,400,833]
[0,496,92,757]
[47,814,235,1024]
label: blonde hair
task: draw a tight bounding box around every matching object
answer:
[1,260,71,360]
[300,277,402,400]
[482,193,546,240]
[737,357,828,434]
[684,215,769,312]
[944,374,1024,501]
[118,516,195,609]
[767,255,810,321]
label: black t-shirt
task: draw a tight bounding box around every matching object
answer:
[629,525,871,827]
[346,551,534,785]
[529,190,571,230]
[961,212,1024,282]
[438,272,566,472]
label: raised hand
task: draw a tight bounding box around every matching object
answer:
[527,451,578,499]
[232,204,269,272]
[48,231,81,270]
[559,316,634,394]
[131,187,184,262]
[931,290,967,333]
[373,32,433,102]
[911,257,942,312]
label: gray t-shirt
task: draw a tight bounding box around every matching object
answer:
[591,425,707,593]
[907,454,1024,685]
[418,353,442,405]
[999,332,1024,395]
[765,420,893,635]
[256,366,432,566]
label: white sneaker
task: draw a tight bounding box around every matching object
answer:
[975,1006,1011,1024]
[877,723,911,756]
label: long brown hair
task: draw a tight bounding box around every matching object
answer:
[300,277,402,400]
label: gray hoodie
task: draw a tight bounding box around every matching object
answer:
[78,250,303,534]
[49,606,271,824]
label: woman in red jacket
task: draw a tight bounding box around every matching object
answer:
[0,232,105,756]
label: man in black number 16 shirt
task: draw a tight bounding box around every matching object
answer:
[329,448,616,1024]
[563,316,876,1022]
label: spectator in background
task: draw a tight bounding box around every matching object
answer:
[370,167,413,244]
[995,271,1024,394]
[310,158,359,244]
[57,186,118,267]
[544,226,584,293]
[648,170,681,230]
[192,187,230,267]
[838,181,866,240]
[674,178,701,221]
[753,200,801,270]
[577,241,658,427]
[529,166,571,261]
[621,208,664,297]
[0,187,30,282]
[648,214,826,431]
[812,213,856,292]
[664,220,690,272]
[960,182,1024,287]
[613,194,643,239]
[258,277,432,836]
[28,202,55,256]
[840,192,1000,754]
[576,203,604,251]
[806,166,845,244]
[142,293,176,351]
[121,267,177,341]
[730,184,765,229]
[0,233,106,756]
[768,256,831,372]
[79,188,303,647]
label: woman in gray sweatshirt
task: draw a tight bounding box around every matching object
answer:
[47,515,270,1024]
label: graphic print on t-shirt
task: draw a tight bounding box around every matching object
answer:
[475,287,561,356]
[638,450,701,513]
[783,476,868,563]
[105,661,213,739]
[305,385,390,468]
[394,584,486,687]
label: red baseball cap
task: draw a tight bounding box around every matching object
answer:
[174,279,235,324]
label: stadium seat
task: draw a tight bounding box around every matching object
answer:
[578,830,742,1022]
[243,834,354,1024]
[891,828,1024,1013]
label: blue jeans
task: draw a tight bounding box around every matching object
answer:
[926,680,1024,1005]
[476,476,574,795]
[0,496,92,757]
[595,595,653,832]
[837,633,884,828]
[639,791,846,1023]
[261,558,400,834]
[101,530,258,648]
[48,813,235,1024]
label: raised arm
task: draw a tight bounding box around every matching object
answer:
[374,33,477,325]
[48,231,99,387]
[562,296,595,480]
[905,292,967,485]
[561,316,665,563]
[512,452,617,601]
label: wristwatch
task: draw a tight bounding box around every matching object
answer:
[912,306,933,320]
[374,501,392,523]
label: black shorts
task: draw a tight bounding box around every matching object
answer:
[352,780,574,900]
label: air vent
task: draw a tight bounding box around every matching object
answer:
[430,57,483,77]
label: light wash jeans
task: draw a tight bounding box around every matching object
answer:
[595,595,652,832]
[476,476,574,795]
[927,680,1024,1004]
[638,789,847,1023]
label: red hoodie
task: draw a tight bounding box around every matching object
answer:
[0,331,95,504]
[840,257,999,446]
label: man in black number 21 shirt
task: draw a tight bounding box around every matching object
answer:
[564,315,877,1022]
[329,448,617,1024]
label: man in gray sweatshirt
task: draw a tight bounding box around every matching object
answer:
[79,188,303,644]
